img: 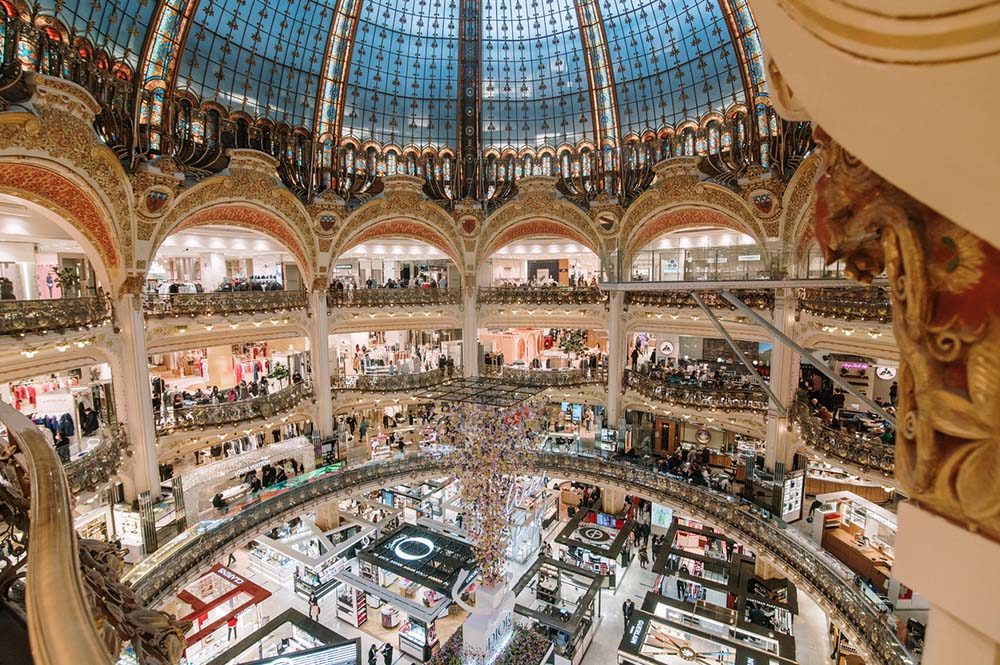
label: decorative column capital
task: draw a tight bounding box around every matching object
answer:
[813,126,1000,542]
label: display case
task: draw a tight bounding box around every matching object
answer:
[399,615,438,663]
[248,544,295,585]
[336,586,368,627]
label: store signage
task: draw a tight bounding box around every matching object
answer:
[217,566,246,586]
[251,644,358,665]
[841,361,870,371]
[651,504,673,529]
[875,366,897,380]
[695,429,712,444]
[334,264,353,270]
[737,254,762,262]
[627,617,647,649]
[393,536,435,561]
[658,341,674,356]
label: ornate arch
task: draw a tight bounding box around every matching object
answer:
[478,184,605,262]
[334,179,464,271]
[621,207,763,271]
[148,202,314,285]
[335,219,464,270]
[0,161,120,287]
[480,218,599,261]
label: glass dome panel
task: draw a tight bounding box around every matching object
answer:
[35,0,158,67]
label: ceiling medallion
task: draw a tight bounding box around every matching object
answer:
[747,188,781,219]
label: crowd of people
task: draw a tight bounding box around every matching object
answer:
[343,342,455,376]
[211,458,304,512]
[151,370,305,414]
[331,271,449,290]
[800,378,896,444]
[653,447,733,493]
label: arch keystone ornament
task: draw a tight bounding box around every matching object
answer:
[812,126,1000,543]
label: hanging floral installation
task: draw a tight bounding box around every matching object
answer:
[436,399,545,587]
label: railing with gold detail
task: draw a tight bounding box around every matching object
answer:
[0,400,188,665]
[791,400,895,474]
[477,286,608,307]
[624,288,774,310]
[798,287,893,323]
[142,290,308,318]
[0,295,112,337]
[63,425,127,495]
[624,369,768,414]
[332,368,457,392]
[154,382,312,435]
[326,287,461,308]
[479,364,608,387]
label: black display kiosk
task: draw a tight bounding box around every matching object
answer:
[554,507,635,590]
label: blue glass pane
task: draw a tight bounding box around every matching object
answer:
[36,0,159,68]
[177,0,331,127]
[601,0,742,136]
[340,0,459,149]
[481,0,592,151]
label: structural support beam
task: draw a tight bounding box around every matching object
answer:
[721,290,896,426]
[455,0,483,199]
[690,291,786,416]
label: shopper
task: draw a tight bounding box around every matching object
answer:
[227,615,238,640]
[382,643,393,665]
[308,593,320,621]
[359,419,368,442]
[227,550,237,567]
[638,547,649,569]
[368,644,378,665]
[622,598,635,631]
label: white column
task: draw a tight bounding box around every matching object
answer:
[894,502,1000,665]
[308,287,334,438]
[116,292,159,500]
[606,291,624,424]
[462,283,478,377]
[764,288,799,470]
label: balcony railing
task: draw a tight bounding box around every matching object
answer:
[624,369,769,414]
[0,295,112,337]
[332,368,457,391]
[479,364,608,387]
[791,401,895,474]
[624,288,774,310]
[477,286,608,307]
[798,287,893,323]
[124,451,910,665]
[63,425,127,494]
[327,288,461,308]
[0,400,188,665]
[154,381,312,434]
[142,290,308,318]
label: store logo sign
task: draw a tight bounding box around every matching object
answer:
[658,341,674,356]
[393,536,435,561]
[875,366,897,380]
[217,567,245,586]
[628,618,646,647]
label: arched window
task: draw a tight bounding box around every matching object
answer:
[683,129,695,156]
[707,123,720,154]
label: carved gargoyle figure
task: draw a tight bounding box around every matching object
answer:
[79,539,191,665]
[812,127,1000,542]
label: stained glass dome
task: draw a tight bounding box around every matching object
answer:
[26,0,766,153]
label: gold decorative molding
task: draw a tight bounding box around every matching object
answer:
[813,126,1000,542]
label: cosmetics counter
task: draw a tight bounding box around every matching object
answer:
[202,608,361,665]
[805,463,895,504]
[555,506,635,590]
[333,525,478,663]
[155,565,272,665]
[512,556,603,665]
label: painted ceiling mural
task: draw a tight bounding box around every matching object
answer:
[27,0,767,153]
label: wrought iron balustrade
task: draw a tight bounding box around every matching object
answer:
[791,401,895,474]
[332,368,456,392]
[142,290,307,318]
[624,288,774,310]
[124,450,910,665]
[798,287,893,323]
[624,369,769,414]
[154,382,312,434]
[479,364,608,387]
[477,286,608,307]
[0,401,188,665]
[63,425,127,495]
[0,295,112,337]
[326,287,461,308]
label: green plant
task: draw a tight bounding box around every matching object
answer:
[558,330,587,356]
[269,362,289,382]
[52,266,81,296]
